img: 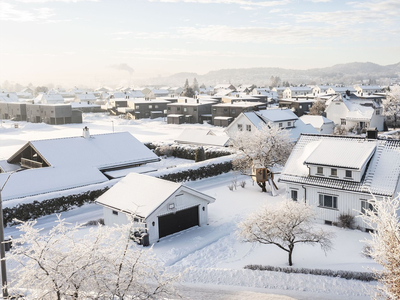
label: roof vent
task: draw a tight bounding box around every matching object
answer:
[83,126,90,139]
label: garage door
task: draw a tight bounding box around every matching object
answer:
[158,206,199,239]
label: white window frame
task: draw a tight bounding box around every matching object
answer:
[237,124,243,131]
[317,166,323,175]
[319,194,338,209]
[291,190,298,201]
[246,125,251,132]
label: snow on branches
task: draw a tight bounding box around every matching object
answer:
[360,195,400,299]
[383,85,400,129]
[238,200,335,266]
[7,216,178,299]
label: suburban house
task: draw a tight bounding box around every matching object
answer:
[326,86,357,95]
[212,101,267,127]
[279,133,400,230]
[74,93,97,105]
[325,94,384,131]
[311,85,332,95]
[145,89,169,99]
[0,129,159,201]
[224,109,318,141]
[300,115,335,134]
[168,87,183,97]
[167,98,218,124]
[96,173,215,244]
[278,98,315,117]
[35,93,64,105]
[282,87,312,99]
[252,88,278,102]
[214,84,236,94]
[354,85,383,96]
[271,87,287,99]
[175,128,231,147]
[128,98,170,119]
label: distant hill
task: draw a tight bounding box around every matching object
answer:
[144,62,400,87]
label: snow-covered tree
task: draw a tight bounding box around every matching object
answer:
[383,85,400,129]
[238,200,335,266]
[360,195,400,299]
[192,78,199,93]
[231,123,293,192]
[309,100,326,116]
[7,216,177,299]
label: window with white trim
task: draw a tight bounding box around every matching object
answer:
[361,200,375,214]
[279,122,283,128]
[246,125,251,132]
[317,166,323,175]
[237,124,243,131]
[331,168,337,176]
[345,170,352,178]
[291,190,298,201]
[319,194,338,209]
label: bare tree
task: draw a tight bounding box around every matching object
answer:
[7,216,177,299]
[360,195,400,299]
[383,85,400,129]
[231,123,293,192]
[309,100,326,116]
[238,200,335,266]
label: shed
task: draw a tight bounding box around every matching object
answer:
[96,173,215,244]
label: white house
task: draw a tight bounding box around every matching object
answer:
[279,133,400,230]
[325,94,384,131]
[300,115,335,134]
[225,109,318,141]
[96,173,215,244]
[282,87,312,99]
[35,93,64,104]
[175,129,231,147]
[354,85,383,96]
[74,93,97,104]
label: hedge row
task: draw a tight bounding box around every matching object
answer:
[145,142,232,160]
[158,161,233,183]
[244,264,377,282]
[3,188,109,227]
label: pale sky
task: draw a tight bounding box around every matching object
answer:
[0,0,399,87]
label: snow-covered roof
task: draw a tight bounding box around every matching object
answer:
[257,109,298,123]
[280,135,400,197]
[96,173,215,218]
[212,101,265,108]
[75,93,97,101]
[0,93,20,103]
[300,115,334,129]
[0,166,108,202]
[8,131,159,170]
[304,139,376,169]
[35,94,64,104]
[175,129,230,147]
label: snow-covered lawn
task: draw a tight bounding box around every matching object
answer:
[1,114,380,299]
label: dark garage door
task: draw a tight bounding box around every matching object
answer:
[158,206,199,239]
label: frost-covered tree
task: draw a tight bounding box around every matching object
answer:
[309,100,326,116]
[231,123,293,192]
[360,195,400,299]
[383,85,400,129]
[7,216,177,299]
[238,200,335,266]
[192,78,199,93]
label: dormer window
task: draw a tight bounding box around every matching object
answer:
[330,168,337,176]
[317,166,323,175]
[345,170,352,178]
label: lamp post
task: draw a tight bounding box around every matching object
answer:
[0,170,19,299]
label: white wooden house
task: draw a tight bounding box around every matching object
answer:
[354,85,383,96]
[96,173,215,244]
[279,133,400,230]
[224,109,318,141]
[300,115,335,134]
[282,87,312,99]
[74,93,97,105]
[325,94,384,131]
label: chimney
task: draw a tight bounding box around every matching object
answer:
[367,128,378,139]
[83,126,90,139]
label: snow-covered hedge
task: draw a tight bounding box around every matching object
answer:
[145,142,233,160]
[244,265,377,282]
[3,188,109,227]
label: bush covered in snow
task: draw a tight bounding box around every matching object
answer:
[244,265,377,282]
[3,188,109,227]
[338,213,356,229]
[145,142,233,160]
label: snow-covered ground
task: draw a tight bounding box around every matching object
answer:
[1,114,380,299]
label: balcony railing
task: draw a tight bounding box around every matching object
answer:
[21,158,43,169]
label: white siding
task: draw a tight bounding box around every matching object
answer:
[308,165,362,182]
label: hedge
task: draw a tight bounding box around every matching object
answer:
[3,188,109,227]
[244,264,377,282]
[157,161,233,183]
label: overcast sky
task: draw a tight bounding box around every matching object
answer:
[1,0,399,87]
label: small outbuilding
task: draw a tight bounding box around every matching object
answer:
[96,173,215,244]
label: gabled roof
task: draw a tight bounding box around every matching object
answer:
[300,115,334,129]
[175,129,231,147]
[280,134,400,197]
[257,109,298,123]
[96,173,215,218]
[8,132,159,170]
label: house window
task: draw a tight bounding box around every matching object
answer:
[376,109,380,115]
[246,125,251,132]
[341,119,346,125]
[330,168,337,176]
[232,109,236,114]
[317,166,323,175]
[194,108,197,111]
[291,190,298,201]
[149,105,153,109]
[112,210,118,216]
[177,107,181,111]
[319,194,338,209]
[155,105,159,109]
[184,108,187,112]
[237,124,243,131]
[288,121,291,127]
[279,122,283,128]
[168,107,171,111]
[361,200,375,214]
[345,170,352,178]
[136,105,140,110]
